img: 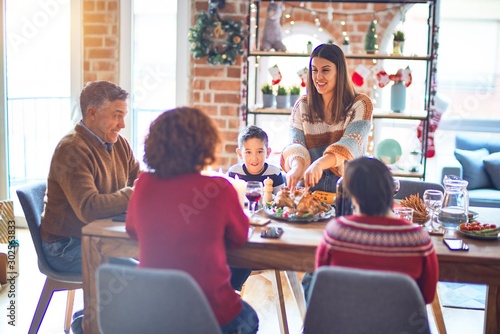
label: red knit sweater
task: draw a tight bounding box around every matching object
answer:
[316,215,439,304]
[126,172,249,325]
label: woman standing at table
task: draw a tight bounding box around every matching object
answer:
[315,157,439,304]
[126,107,259,334]
[281,43,373,192]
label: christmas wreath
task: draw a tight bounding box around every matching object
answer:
[188,11,244,66]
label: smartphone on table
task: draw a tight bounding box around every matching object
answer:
[260,227,284,239]
[443,238,469,251]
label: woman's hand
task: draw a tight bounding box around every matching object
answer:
[303,161,324,188]
[286,158,306,190]
[303,154,337,188]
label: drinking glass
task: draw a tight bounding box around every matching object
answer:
[423,189,444,231]
[393,178,400,196]
[245,181,263,216]
[393,206,414,222]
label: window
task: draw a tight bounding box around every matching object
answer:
[121,0,189,168]
[1,0,80,201]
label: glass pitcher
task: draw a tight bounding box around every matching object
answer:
[438,175,469,230]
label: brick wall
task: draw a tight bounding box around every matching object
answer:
[82,0,120,83]
[81,0,402,170]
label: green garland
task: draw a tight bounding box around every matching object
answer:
[188,11,244,66]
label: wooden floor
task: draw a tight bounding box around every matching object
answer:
[0,228,486,334]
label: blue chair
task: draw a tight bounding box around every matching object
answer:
[304,266,430,334]
[395,179,444,201]
[96,263,222,334]
[16,182,82,333]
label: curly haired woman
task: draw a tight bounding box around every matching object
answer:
[126,107,259,334]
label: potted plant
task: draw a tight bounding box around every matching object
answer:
[341,36,351,54]
[276,85,288,109]
[306,41,313,53]
[393,30,405,55]
[288,85,301,108]
[261,83,274,108]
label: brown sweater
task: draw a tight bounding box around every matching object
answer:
[41,123,140,242]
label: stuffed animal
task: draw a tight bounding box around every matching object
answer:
[261,3,287,52]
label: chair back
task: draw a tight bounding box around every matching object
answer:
[96,263,222,334]
[16,182,81,281]
[304,266,430,334]
[395,179,444,200]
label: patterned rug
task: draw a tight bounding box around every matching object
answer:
[438,282,486,310]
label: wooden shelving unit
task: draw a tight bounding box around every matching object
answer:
[244,0,439,179]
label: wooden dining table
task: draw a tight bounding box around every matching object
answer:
[81,207,500,334]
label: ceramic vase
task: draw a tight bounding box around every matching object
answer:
[391,81,406,113]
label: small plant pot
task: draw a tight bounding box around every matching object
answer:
[289,94,299,108]
[393,41,404,55]
[307,43,313,53]
[262,94,274,108]
[340,44,351,54]
[276,95,288,109]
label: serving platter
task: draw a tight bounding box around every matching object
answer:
[457,229,500,241]
[264,203,335,223]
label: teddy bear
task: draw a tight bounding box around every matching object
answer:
[260,3,287,52]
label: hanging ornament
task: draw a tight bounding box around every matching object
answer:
[269,64,282,85]
[352,64,371,86]
[297,67,308,87]
[376,69,390,88]
[327,1,334,22]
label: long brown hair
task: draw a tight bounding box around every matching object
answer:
[306,44,356,123]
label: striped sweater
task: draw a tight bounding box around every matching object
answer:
[316,215,439,304]
[281,94,373,176]
[227,162,285,194]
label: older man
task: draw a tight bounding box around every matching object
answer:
[41,81,140,273]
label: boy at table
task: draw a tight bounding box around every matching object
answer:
[227,125,286,290]
[126,107,259,334]
[314,157,439,304]
[228,125,285,194]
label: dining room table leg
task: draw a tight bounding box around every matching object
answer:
[484,284,500,334]
[82,235,104,334]
[271,270,289,334]
[285,271,306,321]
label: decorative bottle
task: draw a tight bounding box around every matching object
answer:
[335,161,352,217]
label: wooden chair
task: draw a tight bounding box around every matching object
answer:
[304,266,431,334]
[16,182,82,333]
[96,263,222,334]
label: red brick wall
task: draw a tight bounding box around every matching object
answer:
[81,0,402,169]
[82,0,120,83]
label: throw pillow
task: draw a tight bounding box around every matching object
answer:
[484,152,500,190]
[454,148,491,190]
